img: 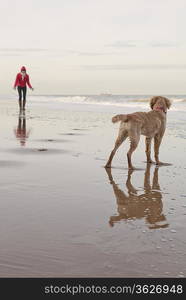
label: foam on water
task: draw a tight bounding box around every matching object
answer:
[28,94,186,111]
[1,94,186,111]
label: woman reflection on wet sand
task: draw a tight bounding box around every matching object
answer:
[14,112,31,146]
[105,164,169,229]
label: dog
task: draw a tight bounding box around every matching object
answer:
[105,96,171,169]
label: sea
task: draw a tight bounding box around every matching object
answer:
[27,94,186,111]
[0,93,185,111]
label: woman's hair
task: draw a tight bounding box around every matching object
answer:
[21,66,26,72]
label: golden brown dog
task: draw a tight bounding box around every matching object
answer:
[105,96,171,169]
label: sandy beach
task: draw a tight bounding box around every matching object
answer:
[0,95,186,278]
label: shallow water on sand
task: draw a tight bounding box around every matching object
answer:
[0,98,186,277]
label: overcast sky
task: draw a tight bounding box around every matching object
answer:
[0,0,186,94]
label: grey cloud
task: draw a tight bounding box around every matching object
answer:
[78,52,112,56]
[0,53,22,57]
[65,49,122,56]
[150,42,180,47]
[81,64,186,71]
[0,48,49,57]
[65,50,105,56]
[0,48,48,52]
[107,41,138,48]
[107,40,181,48]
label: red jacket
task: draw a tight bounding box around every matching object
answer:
[14,73,32,88]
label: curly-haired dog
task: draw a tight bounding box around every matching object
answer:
[105,96,171,169]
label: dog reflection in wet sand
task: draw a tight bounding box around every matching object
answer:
[14,112,31,146]
[106,164,168,229]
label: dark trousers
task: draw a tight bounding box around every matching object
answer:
[17,86,27,109]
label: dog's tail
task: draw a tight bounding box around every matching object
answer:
[112,114,128,123]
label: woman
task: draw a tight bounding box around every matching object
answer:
[13,66,34,111]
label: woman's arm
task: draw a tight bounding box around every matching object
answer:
[13,74,19,88]
[26,75,33,89]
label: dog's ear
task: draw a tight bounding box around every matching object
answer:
[150,96,158,109]
[164,97,172,109]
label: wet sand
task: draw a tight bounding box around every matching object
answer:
[0,98,186,277]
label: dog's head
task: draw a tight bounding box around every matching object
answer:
[150,96,172,113]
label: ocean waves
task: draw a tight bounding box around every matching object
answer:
[28,94,186,111]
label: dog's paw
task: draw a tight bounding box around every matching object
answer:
[156,161,172,166]
[128,165,135,170]
[104,164,111,168]
[145,160,155,164]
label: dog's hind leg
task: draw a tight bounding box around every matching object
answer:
[127,135,140,169]
[105,131,128,168]
[154,134,164,165]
